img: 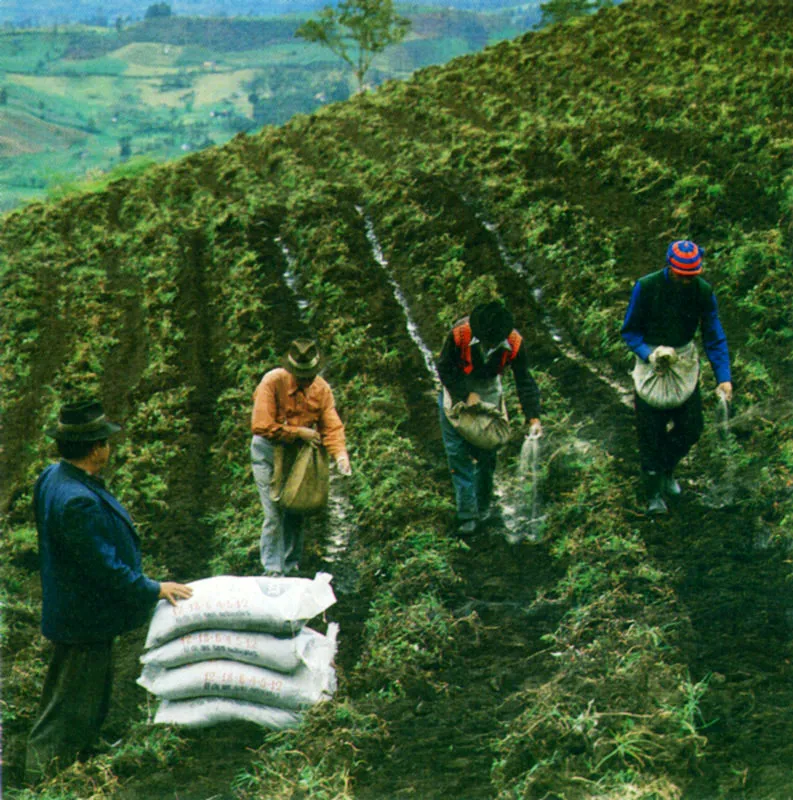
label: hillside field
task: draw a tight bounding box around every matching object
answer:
[2,0,793,798]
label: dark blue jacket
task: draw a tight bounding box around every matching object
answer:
[621,268,731,385]
[34,461,160,643]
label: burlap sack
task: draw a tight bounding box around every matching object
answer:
[632,341,700,409]
[443,388,511,450]
[271,442,329,513]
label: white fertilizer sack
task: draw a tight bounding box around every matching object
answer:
[139,623,338,711]
[154,697,301,730]
[138,657,336,710]
[141,626,328,673]
[144,572,336,649]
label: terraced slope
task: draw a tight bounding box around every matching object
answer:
[2,0,793,797]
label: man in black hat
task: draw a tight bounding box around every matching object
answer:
[25,399,193,784]
[437,301,542,535]
[251,339,351,575]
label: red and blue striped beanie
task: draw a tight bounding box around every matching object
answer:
[667,240,703,275]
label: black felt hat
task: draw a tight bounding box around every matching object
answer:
[45,399,122,441]
[470,301,514,345]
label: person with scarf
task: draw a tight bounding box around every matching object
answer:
[621,240,733,513]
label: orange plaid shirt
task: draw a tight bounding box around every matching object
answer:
[251,368,347,459]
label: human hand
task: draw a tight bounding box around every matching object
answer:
[716,382,733,403]
[649,346,677,372]
[159,582,193,606]
[297,427,322,447]
[336,453,352,476]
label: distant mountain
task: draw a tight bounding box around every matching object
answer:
[0,0,538,26]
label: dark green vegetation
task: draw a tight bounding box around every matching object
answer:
[3,0,793,796]
[539,0,615,27]
[0,6,538,212]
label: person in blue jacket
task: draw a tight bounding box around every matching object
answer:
[25,399,193,784]
[621,240,733,513]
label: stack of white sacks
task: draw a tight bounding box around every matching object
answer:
[137,572,339,729]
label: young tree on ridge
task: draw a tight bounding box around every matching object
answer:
[539,0,613,27]
[296,0,411,92]
[145,2,172,19]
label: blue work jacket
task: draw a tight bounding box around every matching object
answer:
[621,268,731,385]
[34,461,160,643]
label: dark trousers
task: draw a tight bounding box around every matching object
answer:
[438,393,498,521]
[634,386,704,474]
[25,640,114,784]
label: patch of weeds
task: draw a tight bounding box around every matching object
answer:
[205,504,262,576]
[232,700,387,800]
[355,590,463,699]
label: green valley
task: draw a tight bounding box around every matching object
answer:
[0,6,538,211]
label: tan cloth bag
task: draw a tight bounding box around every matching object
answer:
[270,443,329,513]
[442,387,511,450]
[632,341,700,409]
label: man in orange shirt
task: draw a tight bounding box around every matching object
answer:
[251,339,351,575]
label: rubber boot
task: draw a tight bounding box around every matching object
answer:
[662,471,681,498]
[457,519,477,536]
[643,471,668,514]
[478,504,504,527]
